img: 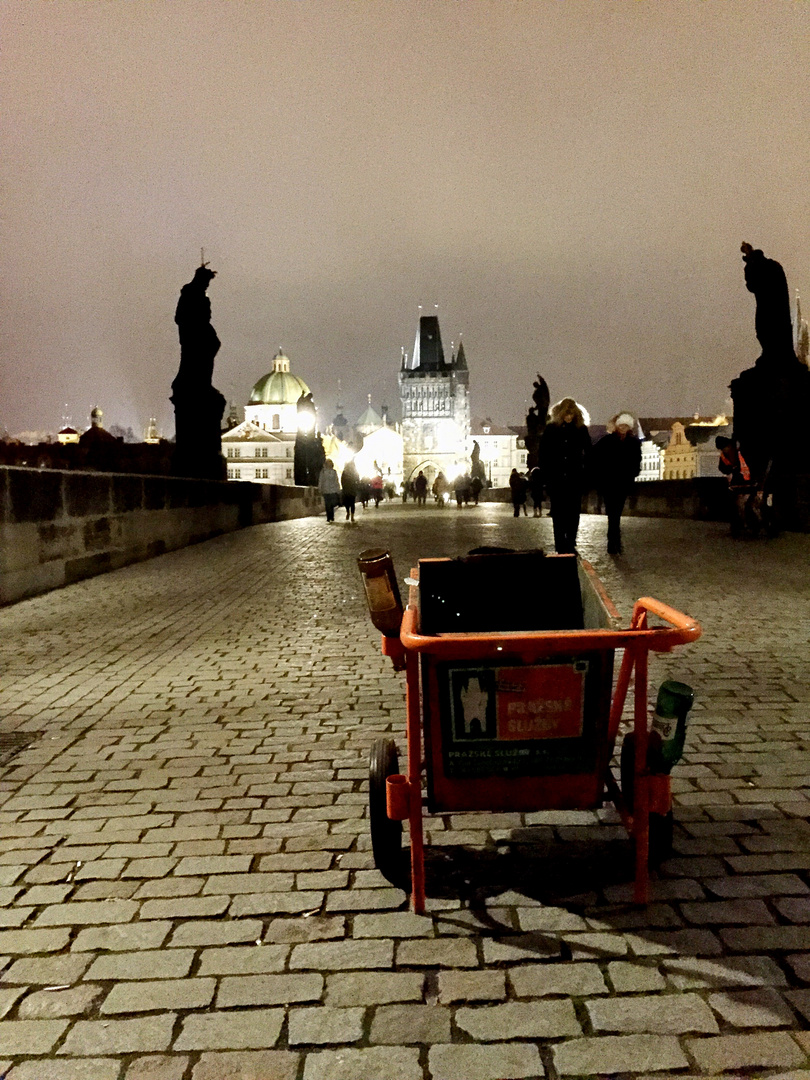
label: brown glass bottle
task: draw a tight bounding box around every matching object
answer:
[357,548,404,637]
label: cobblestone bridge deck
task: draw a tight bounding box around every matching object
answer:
[0,504,808,1079]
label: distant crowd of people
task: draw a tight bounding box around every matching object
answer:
[401,470,485,508]
[317,459,397,522]
[316,401,643,554]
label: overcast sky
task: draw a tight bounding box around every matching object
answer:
[2,1,809,438]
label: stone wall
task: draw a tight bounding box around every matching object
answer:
[483,478,731,520]
[0,467,321,606]
[485,476,810,530]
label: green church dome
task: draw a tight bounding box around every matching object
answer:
[248,350,310,405]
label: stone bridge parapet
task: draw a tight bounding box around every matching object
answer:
[0,466,320,605]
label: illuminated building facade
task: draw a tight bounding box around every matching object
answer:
[398,314,470,484]
[223,349,311,484]
[470,418,527,488]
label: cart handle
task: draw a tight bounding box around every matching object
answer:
[632,596,701,641]
[399,600,700,655]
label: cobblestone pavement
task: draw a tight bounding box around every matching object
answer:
[0,503,808,1080]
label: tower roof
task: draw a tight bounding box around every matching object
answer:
[356,395,382,433]
[408,315,446,371]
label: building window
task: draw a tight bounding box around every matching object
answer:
[226,448,234,458]
[286,447,292,458]
[272,414,280,430]
[286,468,292,479]
[233,447,241,458]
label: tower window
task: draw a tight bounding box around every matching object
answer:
[272,414,280,430]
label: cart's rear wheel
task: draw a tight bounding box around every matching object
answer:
[620,732,674,867]
[369,738,406,888]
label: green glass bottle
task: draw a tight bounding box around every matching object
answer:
[649,680,695,773]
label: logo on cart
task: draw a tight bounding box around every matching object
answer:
[452,670,497,740]
[447,662,587,743]
[496,663,586,740]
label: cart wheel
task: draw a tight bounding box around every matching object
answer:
[369,738,406,888]
[620,732,674,867]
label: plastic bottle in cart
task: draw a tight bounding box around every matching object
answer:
[357,549,404,637]
[648,680,695,772]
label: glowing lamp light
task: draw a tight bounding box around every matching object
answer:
[297,411,316,434]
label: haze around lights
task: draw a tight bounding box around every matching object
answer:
[2,1,809,438]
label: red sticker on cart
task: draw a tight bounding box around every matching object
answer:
[496,664,585,740]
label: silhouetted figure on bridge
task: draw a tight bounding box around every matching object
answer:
[731,244,810,530]
[525,373,549,471]
[171,264,226,479]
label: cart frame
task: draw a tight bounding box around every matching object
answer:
[379,559,701,911]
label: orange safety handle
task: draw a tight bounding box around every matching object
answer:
[631,597,701,651]
[398,601,700,658]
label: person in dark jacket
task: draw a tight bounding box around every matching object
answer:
[413,470,428,506]
[509,469,528,516]
[341,460,359,521]
[540,398,592,553]
[593,412,642,555]
[528,467,544,517]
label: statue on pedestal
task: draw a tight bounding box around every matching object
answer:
[730,244,810,529]
[171,262,226,479]
[525,373,549,471]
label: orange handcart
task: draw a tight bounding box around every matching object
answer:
[363,551,701,913]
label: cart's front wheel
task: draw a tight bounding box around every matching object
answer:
[620,732,674,867]
[369,738,407,888]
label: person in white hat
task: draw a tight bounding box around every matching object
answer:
[593,412,642,555]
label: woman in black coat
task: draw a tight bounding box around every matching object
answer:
[593,412,642,555]
[540,398,592,554]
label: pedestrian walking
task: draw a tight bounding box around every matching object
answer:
[509,468,528,516]
[318,458,342,523]
[540,397,592,553]
[593,412,642,555]
[528,466,544,517]
[433,472,449,507]
[414,471,428,506]
[341,459,359,522]
[470,474,483,505]
[371,473,384,507]
[453,473,471,508]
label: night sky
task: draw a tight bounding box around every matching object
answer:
[3,1,809,439]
